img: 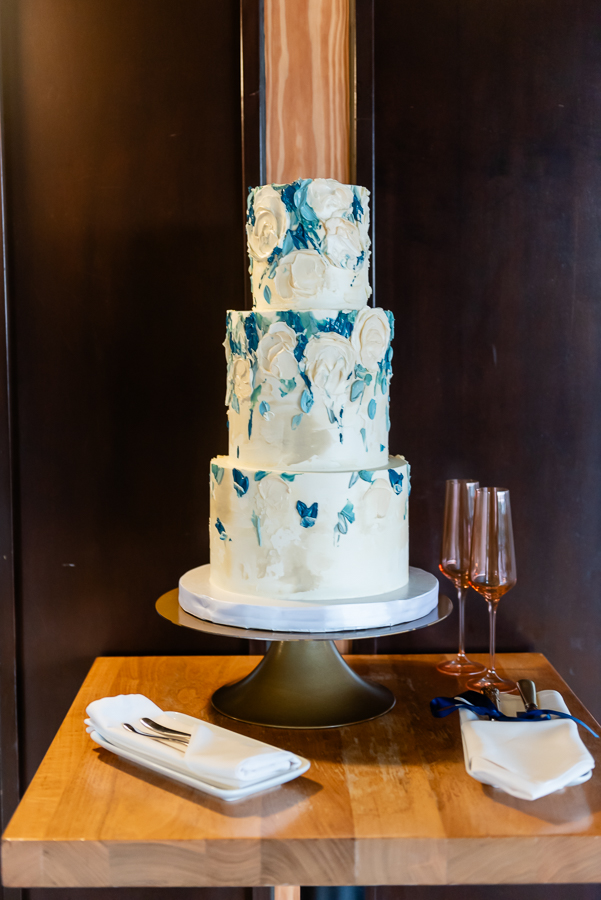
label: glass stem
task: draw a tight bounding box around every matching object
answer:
[457,586,466,656]
[488,599,499,674]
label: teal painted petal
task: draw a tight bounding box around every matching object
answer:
[232,468,249,497]
[215,518,228,541]
[336,513,349,534]
[279,377,297,396]
[254,470,269,481]
[359,470,374,482]
[350,380,365,402]
[291,413,303,430]
[340,500,355,523]
[280,473,296,482]
[300,389,314,414]
[348,471,359,488]
[211,463,224,485]
[251,510,262,546]
[368,398,377,419]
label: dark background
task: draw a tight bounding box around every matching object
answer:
[0,1,600,899]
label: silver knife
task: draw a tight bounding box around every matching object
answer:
[517,679,538,712]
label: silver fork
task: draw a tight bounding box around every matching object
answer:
[122,722,188,747]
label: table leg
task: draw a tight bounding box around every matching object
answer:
[274,887,300,900]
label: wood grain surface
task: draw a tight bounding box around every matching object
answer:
[265,0,350,183]
[3,653,601,888]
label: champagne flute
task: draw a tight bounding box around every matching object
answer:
[467,487,517,693]
[437,479,485,676]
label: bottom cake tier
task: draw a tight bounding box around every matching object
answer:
[209,454,410,600]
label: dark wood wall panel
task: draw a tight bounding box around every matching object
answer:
[2,1,601,897]
[0,0,247,810]
[375,0,601,729]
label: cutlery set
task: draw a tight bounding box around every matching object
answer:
[123,718,192,750]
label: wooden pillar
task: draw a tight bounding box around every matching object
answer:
[264,0,351,184]
[240,0,374,657]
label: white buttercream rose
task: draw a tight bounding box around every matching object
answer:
[304,333,357,397]
[274,250,327,301]
[351,308,391,370]
[306,178,354,221]
[324,217,363,268]
[364,479,394,519]
[247,185,289,261]
[232,357,252,400]
[257,322,298,381]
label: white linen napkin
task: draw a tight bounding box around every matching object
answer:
[459,689,595,801]
[86,694,302,789]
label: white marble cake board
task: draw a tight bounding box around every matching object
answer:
[178,565,439,633]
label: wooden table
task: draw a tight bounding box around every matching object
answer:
[2,653,601,888]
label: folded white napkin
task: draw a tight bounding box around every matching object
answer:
[459,689,595,801]
[86,694,302,789]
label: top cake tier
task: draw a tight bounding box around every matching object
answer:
[247,178,371,310]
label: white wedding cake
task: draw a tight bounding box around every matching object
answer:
[210,178,408,600]
[178,178,439,632]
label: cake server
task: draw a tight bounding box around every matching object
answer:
[517,679,538,712]
[482,685,501,712]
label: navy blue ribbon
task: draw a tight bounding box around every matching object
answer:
[430,690,598,738]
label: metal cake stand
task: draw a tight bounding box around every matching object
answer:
[156,588,452,729]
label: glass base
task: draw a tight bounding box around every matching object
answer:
[467,669,517,693]
[436,654,486,676]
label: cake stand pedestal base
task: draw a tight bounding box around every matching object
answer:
[156,589,452,729]
[212,639,394,728]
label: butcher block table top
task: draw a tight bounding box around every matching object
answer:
[3,653,601,888]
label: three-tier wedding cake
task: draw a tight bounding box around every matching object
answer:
[178,178,438,631]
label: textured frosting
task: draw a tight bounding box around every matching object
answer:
[225,307,393,470]
[206,178,410,607]
[210,456,410,600]
[246,179,371,310]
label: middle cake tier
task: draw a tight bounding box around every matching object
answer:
[225,307,394,470]
[210,455,410,600]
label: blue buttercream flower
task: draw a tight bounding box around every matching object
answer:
[296,500,318,528]
[388,469,404,495]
